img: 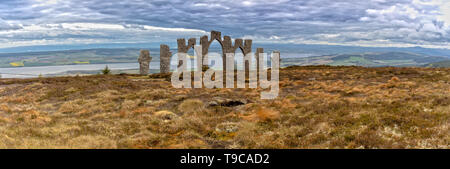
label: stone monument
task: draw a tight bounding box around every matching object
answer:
[160,44,172,73]
[138,50,151,75]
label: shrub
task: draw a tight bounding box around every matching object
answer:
[102,65,111,75]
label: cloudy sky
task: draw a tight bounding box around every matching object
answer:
[0,0,449,49]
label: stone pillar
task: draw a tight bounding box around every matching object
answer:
[255,48,264,85]
[177,38,196,68]
[210,31,222,42]
[274,50,281,63]
[138,50,151,75]
[160,44,172,73]
[242,39,252,80]
[200,35,209,64]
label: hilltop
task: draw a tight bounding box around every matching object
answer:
[0,66,448,149]
[282,52,448,67]
[423,60,450,68]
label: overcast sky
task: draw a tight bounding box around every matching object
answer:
[0,0,449,49]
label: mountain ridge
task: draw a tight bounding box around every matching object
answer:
[1,43,449,58]
[0,47,448,68]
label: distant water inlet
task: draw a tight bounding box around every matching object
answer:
[0,63,158,78]
[0,55,276,79]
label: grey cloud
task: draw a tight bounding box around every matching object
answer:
[0,0,448,48]
[0,18,21,30]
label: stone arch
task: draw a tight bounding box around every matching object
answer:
[206,39,224,69]
[239,39,252,79]
[160,30,263,75]
[177,38,196,53]
[177,38,196,69]
[201,31,225,65]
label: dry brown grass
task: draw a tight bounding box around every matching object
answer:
[241,107,280,122]
[0,66,448,149]
[178,99,205,114]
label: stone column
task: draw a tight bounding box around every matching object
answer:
[177,38,196,68]
[255,48,264,86]
[242,39,252,80]
[200,35,210,64]
[274,50,281,63]
[160,44,172,73]
[138,50,151,75]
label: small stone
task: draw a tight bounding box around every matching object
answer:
[222,99,246,107]
[64,87,78,93]
[215,122,239,133]
[210,97,247,107]
[212,97,225,103]
[145,100,154,105]
[154,110,177,120]
[208,101,219,107]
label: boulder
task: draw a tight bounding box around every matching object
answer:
[215,122,239,133]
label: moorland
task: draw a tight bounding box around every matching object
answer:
[0,65,448,149]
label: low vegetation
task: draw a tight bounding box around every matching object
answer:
[102,66,111,75]
[0,65,448,149]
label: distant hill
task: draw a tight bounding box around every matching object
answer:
[2,43,450,58]
[423,60,450,68]
[0,47,448,68]
[255,44,450,58]
[0,48,161,68]
[282,52,449,67]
